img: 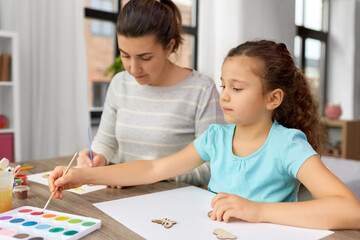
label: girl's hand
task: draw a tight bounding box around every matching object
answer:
[48,167,84,199]
[77,149,106,168]
[210,192,262,223]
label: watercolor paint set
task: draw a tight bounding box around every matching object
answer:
[0,206,101,240]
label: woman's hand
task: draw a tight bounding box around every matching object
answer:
[210,192,262,223]
[107,185,123,189]
[77,148,106,168]
[77,149,123,188]
[48,166,84,199]
[77,149,122,188]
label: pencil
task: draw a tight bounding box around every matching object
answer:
[20,166,33,171]
[41,152,78,213]
[88,127,93,162]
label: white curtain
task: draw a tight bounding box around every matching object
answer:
[198,0,296,90]
[0,0,89,161]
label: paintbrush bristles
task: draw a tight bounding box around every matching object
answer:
[42,191,55,213]
[41,152,78,213]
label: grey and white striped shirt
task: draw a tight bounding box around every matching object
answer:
[91,70,225,186]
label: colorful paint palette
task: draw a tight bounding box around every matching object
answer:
[0,206,101,240]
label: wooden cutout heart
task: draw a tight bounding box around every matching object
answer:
[213,228,237,239]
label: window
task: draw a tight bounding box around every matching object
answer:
[88,0,119,12]
[295,0,329,113]
[84,0,118,124]
[84,0,199,125]
[171,0,198,69]
[92,82,110,107]
[89,0,116,36]
[91,19,114,37]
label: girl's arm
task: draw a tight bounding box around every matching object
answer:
[211,155,360,229]
[49,142,204,199]
[261,155,360,229]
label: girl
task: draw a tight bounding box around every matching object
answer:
[77,0,224,187]
[50,40,360,229]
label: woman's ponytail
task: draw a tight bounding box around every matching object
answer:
[117,0,183,52]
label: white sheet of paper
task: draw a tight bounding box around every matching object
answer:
[93,186,333,240]
[27,171,106,194]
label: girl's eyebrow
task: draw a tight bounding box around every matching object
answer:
[119,48,153,57]
[220,77,247,84]
[232,79,247,84]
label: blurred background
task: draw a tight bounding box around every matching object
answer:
[0,0,359,162]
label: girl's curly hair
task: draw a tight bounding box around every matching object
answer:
[226,40,326,152]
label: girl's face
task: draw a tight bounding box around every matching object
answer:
[117,34,173,86]
[220,56,270,125]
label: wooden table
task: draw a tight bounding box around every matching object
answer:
[11,156,360,240]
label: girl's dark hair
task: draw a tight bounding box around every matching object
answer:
[117,0,183,52]
[226,40,326,152]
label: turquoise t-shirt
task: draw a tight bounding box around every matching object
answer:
[194,120,317,202]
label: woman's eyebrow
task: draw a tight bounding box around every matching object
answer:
[119,48,153,56]
[119,48,128,54]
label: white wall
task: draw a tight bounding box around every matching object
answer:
[0,1,90,161]
[241,0,296,53]
[327,0,359,120]
[198,0,296,90]
[354,0,360,118]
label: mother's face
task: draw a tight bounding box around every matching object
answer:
[117,34,173,86]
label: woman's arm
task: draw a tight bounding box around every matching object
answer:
[49,142,204,199]
[178,80,224,186]
[88,79,120,166]
[211,155,360,229]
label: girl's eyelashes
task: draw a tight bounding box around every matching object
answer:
[121,55,130,59]
[233,88,243,91]
[219,85,243,91]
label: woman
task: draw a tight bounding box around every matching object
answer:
[77,0,224,187]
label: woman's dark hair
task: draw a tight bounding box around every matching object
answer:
[226,40,326,152]
[117,0,183,52]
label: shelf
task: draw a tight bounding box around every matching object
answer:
[0,128,15,134]
[323,119,360,160]
[89,107,104,112]
[0,82,13,86]
[322,152,342,158]
[0,30,20,162]
[323,119,360,127]
[0,31,17,38]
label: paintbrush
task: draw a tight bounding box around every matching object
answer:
[88,127,93,163]
[41,152,78,213]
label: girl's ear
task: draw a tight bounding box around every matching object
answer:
[165,39,176,57]
[266,88,284,110]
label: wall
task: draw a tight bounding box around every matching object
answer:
[198,0,296,89]
[354,0,360,118]
[326,0,359,120]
